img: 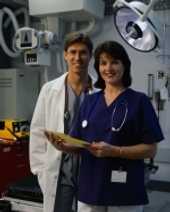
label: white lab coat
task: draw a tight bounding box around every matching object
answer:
[30,73,68,212]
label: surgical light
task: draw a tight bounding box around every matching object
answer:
[113,0,159,52]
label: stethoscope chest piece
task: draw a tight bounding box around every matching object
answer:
[64,111,70,121]
[82,120,88,128]
[112,127,120,132]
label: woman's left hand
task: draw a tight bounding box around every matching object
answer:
[87,141,118,157]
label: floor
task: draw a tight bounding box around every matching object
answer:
[2,177,170,212]
[144,190,170,212]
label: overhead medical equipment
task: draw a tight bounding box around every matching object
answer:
[15,27,59,66]
[14,0,104,67]
[113,0,159,52]
[28,0,104,20]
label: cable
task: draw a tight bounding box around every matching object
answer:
[71,18,96,35]
[4,7,29,28]
[0,7,20,57]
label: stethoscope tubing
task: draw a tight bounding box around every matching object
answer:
[81,92,128,132]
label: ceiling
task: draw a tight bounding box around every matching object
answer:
[104,0,170,16]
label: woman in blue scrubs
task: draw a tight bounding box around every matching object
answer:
[69,41,164,212]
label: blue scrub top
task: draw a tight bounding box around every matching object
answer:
[70,88,164,206]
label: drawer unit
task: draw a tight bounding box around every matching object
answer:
[0,141,30,196]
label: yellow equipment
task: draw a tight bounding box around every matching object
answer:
[0,119,30,141]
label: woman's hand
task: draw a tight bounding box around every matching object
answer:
[87,141,157,159]
[87,141,119,158]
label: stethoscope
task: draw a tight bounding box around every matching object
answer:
[81,96,128,132]
[64,78,88,133]
[110,101,128,132]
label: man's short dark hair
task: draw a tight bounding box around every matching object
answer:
[64,32,93,55]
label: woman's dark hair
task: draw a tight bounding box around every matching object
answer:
[64,32,93,55]
[94,41,132,89]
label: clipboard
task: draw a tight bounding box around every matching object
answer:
[45,131,90,148]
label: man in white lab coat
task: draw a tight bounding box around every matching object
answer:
[29,33,93,212]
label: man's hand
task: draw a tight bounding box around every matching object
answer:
[44,131,81,153]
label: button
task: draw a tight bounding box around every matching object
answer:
[82,120,88,128]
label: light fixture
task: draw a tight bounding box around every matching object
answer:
[113,0,159,52]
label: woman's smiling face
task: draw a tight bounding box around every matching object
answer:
[99,52,125,87]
